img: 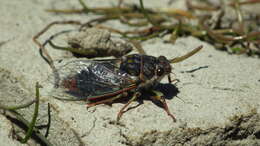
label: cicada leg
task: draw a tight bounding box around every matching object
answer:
[150,90,176,122]
[117,92,141,121]
[167,74,180,84]
[86,92,127,108]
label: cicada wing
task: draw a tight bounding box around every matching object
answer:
[42,59,92,100]
[45,58,134,100]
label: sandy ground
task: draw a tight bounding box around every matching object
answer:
[0,0,260,145]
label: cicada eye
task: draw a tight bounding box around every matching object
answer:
[158,56,167,61]
[157,68,164,76]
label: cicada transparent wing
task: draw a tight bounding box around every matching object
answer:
[46,59,136,100]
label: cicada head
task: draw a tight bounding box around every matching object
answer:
[155,56,172,77]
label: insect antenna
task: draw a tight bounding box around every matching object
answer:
[170,45,203,63]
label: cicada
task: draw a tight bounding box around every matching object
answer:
[50,45,203,122]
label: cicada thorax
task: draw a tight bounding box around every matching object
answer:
[119,54,172,81]
[120,54,157,79]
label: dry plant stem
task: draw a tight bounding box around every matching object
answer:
[119,16,149,27]
[43,29,75,48]
[82,13,163,28]
[33,21,81,65]
[47,0,194,20]
[47,8,193,20]
[234,0,245,35]
[33,21,81,87]
[246,32,260,41]
[139,0,158,26]
[212,29,234,34]
[205,28,240,42]
[123,23,201,38]
[186,0,220,11]
[170,45,203,63]
[47,0,134,15]
[163,9,195,19]
[94,25,125,35]
[129,31,162,41]
[125,26,162,35]
[85,24,171,42]
[128,24,202,38]
[46,6,134,15]
[46,9,84,14]
[21,82,41,143]
[47,40,71,51]
[202,20,260,43]
[169,21,182,43]
[0,100,35,111]
[200,17,236,42]
[229,0,260,6]
[93,24,164,38]
[80,16,119,29]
